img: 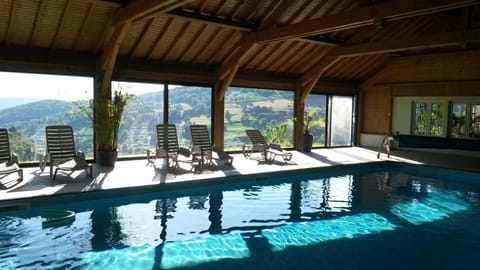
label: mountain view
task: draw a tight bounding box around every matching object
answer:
[0,86,325,163]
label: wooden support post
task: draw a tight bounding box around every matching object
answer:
[212,82,225,148]
[94,62,113,153]
[294,84,305,151]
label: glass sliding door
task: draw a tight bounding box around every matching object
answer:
[328,96,354,147]
[168,85,212,147]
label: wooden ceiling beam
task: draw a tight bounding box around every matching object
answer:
[216,42,256,101]
[329,29,480,58]
[243,0,480,44]
[258,0,292,29]
[112,0,193,25]
[218,43,254,81]
[165,9,338,46]
[29,0,46,47]
[100,22,132,95]
[97,0,193,96]
[166,9,254,31]
[299,28,480,101]
[191,24,215,63]
[215,0,478,102]
[198,0,209,13]
[73,2,95,51]
[246,0,268,21]
[179,23,208,62]
[161,21,191,61]
[5,0,17,46]
[51,0,73,49]
[146,18,174,59]
[300,57,342,100]
[129,17,156,57]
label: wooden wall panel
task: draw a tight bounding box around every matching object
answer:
[369,50,480,85]
[392,82,480,96]
[361,86,391,134]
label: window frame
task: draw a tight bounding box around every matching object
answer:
[448,101,480,139]
[411,100,446,137]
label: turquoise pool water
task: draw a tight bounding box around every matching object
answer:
[1,163,479,269]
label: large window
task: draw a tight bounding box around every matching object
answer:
[449,102,480,139]
[168,85,212,147]
[112,82,211,157]
[304,94,326,147]
[224,87,294,151]
[412,101,444,136]
[112,81,164,157]
[0,72,93,163]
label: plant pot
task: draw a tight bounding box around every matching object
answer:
[96,150,118,166]
[303,133,313,152]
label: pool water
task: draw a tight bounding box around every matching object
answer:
[1,165,479,270]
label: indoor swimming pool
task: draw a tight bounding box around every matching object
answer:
[0,163,479,269]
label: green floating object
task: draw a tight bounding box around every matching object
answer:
[41,210,76,229]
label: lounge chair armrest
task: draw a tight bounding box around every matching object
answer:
[212,144,223,153]
[156,148,167,158]
[191,145,202,155]
[178,147,191,157]
[6,153,19,166]
[269,143,282,151]
[75,151,86,160]
[8,152,19,165]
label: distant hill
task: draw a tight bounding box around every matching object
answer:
[0,98,40,110]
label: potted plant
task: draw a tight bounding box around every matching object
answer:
[95,87,133,166]
[302,110,314,152]
[302,108,323,152]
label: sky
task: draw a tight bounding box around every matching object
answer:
[0,71,164,101]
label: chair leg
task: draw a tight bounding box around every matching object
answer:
[226,156,233,166]
[39,154,48,172]
[18,169,23,181]
[86,166,93,178]
[50,164,53,179]
[52,168,58,180]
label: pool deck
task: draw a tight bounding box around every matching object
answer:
[1,147,479,202]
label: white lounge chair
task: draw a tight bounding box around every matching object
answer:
[149,124,192,170]
[41,125,92,180]
[0,128,23,187]
[190,125,233,170]
[243,129,292,163]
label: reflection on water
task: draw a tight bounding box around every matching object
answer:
[0,170,479,269]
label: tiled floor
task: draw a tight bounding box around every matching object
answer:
[1,147,479,202]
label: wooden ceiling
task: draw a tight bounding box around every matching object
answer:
[0,0,479,95]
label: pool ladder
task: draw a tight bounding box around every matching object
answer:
[377,135,394,159]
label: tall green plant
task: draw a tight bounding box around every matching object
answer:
[265,123,287,144]
[95,87,134,152]
[294,107,322,134]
